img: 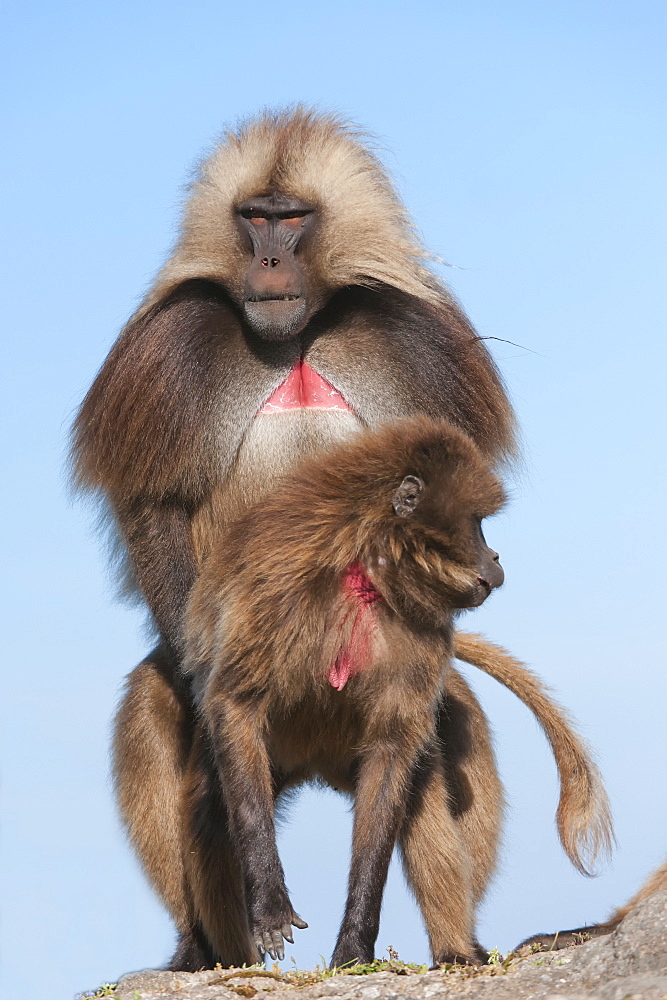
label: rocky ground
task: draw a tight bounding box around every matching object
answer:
[102,891,666,1000]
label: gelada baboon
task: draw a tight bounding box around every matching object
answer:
[73,108,520,969]
[517,858,667,952]
[183,418,612,969]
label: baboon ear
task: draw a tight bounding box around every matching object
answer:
[392,475,425,517]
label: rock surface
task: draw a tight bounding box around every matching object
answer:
[114,892,667,1000]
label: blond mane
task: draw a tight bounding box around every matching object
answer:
[138,107,449,317]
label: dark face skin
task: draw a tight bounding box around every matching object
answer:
[468,519,504,606]
[236,193,317,341]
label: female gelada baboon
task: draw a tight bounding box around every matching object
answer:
[184,418,612,968]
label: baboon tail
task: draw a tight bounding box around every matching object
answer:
[606,858,667,926]
[453,631,614,876]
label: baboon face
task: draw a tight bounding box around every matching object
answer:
[235,192,322,341]
[368,464,505,625]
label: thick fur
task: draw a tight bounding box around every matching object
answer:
[182,419,611,968]
[453,634,613,877]
[140,108,472,318]
[517,858,666,952]
[73,109,518,970]
[72,109,515,537]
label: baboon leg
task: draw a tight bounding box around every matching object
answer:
[113,647,194,940]
[399,667,504,966]
[331,708,434,969]
[114,650,258,970]
[167,926,218,973]
[182,724,258,968]
[399,748,479,965]
[438,667,504,911]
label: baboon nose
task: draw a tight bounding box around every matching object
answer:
[479,558,504,592]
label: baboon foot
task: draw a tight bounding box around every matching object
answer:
[167,927,217,972]
[330,934,375,969]
[430,943,486,968]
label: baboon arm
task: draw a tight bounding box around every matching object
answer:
[516,923,615,952]
[206,695,304,961]
[516,859,667,952]
[118,499,198,658]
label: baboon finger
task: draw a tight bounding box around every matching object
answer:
[271,930,285,961]
[261,931,276,960]
[254,933,269,961]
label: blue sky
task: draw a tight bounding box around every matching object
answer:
[2,2,666,998]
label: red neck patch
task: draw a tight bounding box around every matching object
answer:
[342,562,383,606]
[328,562,383,691]
[259,359,352,413]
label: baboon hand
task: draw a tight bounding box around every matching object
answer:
[252,901,307,961]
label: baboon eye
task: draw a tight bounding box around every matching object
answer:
[279,214,310,228]
[240,209,269,224]
[392,475,425,517]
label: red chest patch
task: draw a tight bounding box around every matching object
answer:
[328,562,383,691]
[259,359,352,413]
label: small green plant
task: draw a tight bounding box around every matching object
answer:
[74,986,118,1000]
[78,943,528,999]
[207,946,429,994]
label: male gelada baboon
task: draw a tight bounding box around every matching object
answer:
[71,109,604,970]
[518,858,667,952]
[184,418,612,968]
[73,108,514,969]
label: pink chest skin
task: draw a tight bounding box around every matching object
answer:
[259,361,365,688]
[329,563,383,692]
[259,359,352,413]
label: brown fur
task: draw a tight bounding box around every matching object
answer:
[72,109,515,525]
[73,108,520,970]
[182,418,611,968]
[141,108,475,319]
[453,634,613,876]
[113,651,194,930]
[517,858,666,952]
